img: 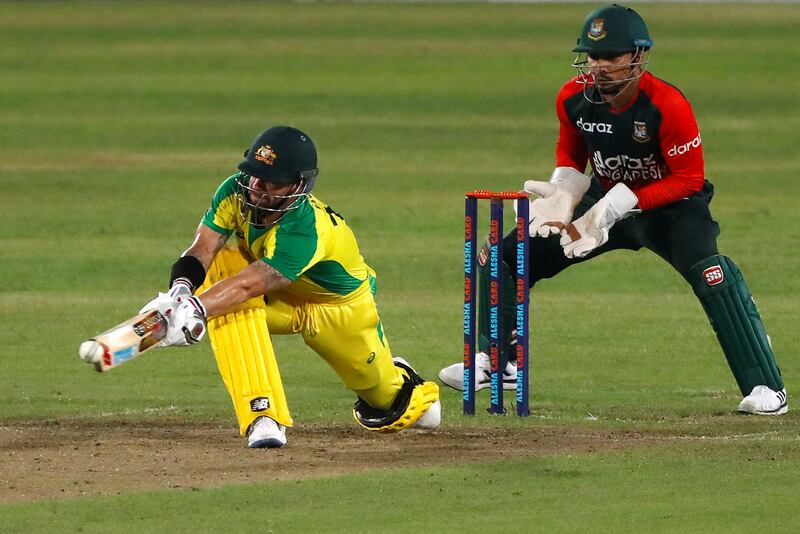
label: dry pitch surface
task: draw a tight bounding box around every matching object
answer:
[1,421,658,503]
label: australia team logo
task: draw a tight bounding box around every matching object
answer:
[254,145,277,165]
[632,121,650,143]
[588,18,607,41]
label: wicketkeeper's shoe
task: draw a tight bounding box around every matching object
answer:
[246,416,287,448]
[737,385,788,416]
[438,352,517,392]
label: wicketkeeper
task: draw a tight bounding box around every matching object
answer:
[142,125,441,448]
[440,4,787,415]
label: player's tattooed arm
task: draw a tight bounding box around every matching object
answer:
[182,223,229,271]
[197,259,290,318]
[250,261,292,294]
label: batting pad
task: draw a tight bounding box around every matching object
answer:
[198,247,292,435]
[689,255,784,395]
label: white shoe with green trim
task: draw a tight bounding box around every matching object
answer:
[438,352,517,392]
[737,386,788,416]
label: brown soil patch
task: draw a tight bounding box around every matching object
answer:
[0,420,658,503]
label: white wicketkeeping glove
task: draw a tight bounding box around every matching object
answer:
[138,278,193,317]
[560,183,639,259]
[161,296,207,347]
[523,167,591,238]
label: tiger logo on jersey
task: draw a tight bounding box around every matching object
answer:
[632,121,651,143]
[254,145,277,165]
[588,18,607,41]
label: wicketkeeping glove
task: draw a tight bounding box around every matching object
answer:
[560,183,639,259]
[523,167,591,238]
[161,296,207,347]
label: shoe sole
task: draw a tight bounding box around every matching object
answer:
[737,403,788,416]
[248,438,286,449]
[438,375,517,392]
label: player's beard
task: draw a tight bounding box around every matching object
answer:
[241,181,310,228]
[595,70,630,95]
[594,68,638,102]
[236,173,315,228]
[596,77,624,96]
[249,191,289,211]
[246,192,297,228]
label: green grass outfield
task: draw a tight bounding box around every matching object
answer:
[1,2,799,532]
[3,441,798,533]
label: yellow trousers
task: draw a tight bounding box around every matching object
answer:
[265,285,404,411]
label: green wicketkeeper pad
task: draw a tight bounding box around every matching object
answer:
[689,255,784,395]
[477,242,517,365]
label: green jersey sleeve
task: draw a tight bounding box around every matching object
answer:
[201,175,240,237]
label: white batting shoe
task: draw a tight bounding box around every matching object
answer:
[412,400,442,430]
[737,386,788,416]
[438,352,517,391]
[246,416,287,448]
[391,357,442,430]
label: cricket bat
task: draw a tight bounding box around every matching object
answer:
[78,310,168,372]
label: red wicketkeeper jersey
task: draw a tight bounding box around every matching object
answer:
[555,71,705,210]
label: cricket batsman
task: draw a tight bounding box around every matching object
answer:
[142,125,441,448]
[439,4,788,415]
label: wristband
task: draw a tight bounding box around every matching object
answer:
[170,255,206,291]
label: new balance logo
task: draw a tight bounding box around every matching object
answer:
[250,397,270,412]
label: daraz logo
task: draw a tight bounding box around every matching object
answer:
[577,117,613,134]
[668,134,702,157]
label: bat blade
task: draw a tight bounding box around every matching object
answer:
[79,310,168,372]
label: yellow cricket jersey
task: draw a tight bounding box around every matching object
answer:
[201,174,375,303]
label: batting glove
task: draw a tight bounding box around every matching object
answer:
[162,296,207,347]
[560,183,639,259]
[523,167,591,238]
[138,278,193,316]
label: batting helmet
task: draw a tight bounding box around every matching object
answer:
[573,4,652,55]
[238,126,319,184]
